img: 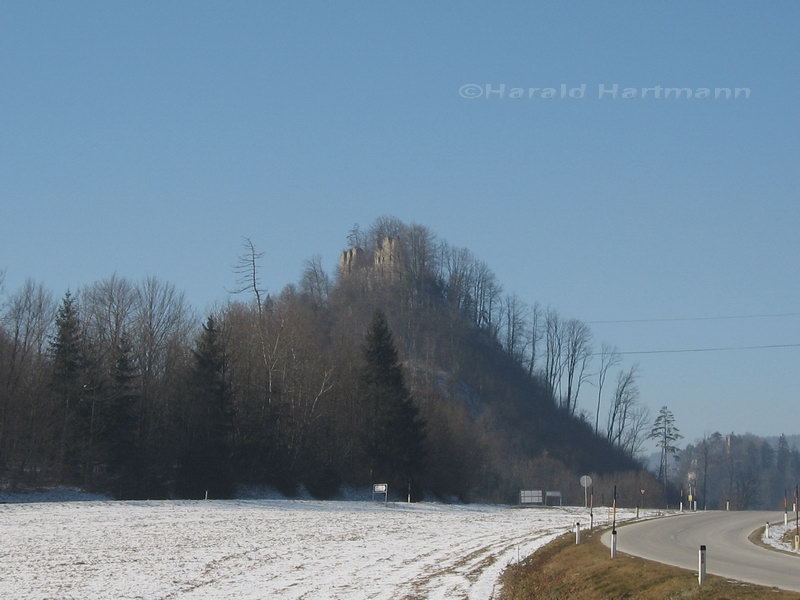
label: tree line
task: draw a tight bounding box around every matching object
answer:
[675,432,800,510]
[0,218,662,502]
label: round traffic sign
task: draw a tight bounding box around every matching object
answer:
[580,475,592,488]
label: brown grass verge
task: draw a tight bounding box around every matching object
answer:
[499,526,800,600]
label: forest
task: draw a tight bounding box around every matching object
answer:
[674,433,800,511]
[0,217,663,503]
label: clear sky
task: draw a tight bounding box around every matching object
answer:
[2,1,799,449]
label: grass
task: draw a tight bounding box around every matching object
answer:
[499,525,800,600]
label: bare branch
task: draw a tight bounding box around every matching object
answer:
[231,237,266,312]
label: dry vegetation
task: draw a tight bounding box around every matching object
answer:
[500,527,800,600]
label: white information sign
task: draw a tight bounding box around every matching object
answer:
[519,490,544,505]
[372,483,389,502]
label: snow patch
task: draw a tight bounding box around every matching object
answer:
[762,521,799,553]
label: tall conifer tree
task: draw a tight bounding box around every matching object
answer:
[178,315,234,498]
[101,336,140,498]
[50,291,87,482]
[360,310,425,499]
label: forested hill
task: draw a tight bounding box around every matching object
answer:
[0,217,660,503]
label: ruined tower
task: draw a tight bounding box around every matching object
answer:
[338,246,366,276]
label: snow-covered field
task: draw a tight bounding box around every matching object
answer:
[0,498,648,599]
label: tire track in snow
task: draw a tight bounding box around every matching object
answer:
[396,526,565,600]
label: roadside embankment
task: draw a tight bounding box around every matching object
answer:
[499,524,800,599]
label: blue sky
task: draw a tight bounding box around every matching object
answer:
[2,1,799,449]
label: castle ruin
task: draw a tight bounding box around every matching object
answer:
[339,236,405,281]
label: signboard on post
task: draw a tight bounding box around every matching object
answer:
[520,490,544,505]
[580,475,592,507]
[372,483,388,502]
[545,491,562,507]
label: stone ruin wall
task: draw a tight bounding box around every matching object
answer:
[339,236,405,281]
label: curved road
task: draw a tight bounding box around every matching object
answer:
[601,511,800,592]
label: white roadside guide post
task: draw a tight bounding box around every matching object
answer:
[575,522,581,545]
[785,489,789,527]
[765,522,770,539]
[795,485,800,551]
[698,545,707,585]
[579,475,593,532]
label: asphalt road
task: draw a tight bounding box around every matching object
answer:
[601,510,800,592]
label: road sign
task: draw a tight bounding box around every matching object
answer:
[520,490,543,505]
[545,491,562,506]
[579,476,592,508]
[372,483,388,502]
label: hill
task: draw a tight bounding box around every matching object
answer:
[0,217,660,502]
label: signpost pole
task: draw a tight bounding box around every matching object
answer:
[610,484,618,559]
[612,485,617,531]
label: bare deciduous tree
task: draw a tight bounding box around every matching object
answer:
[346,223,367,249]
[562,319,592,415]
[595,344,621,435]
[471,260,501,334]
[232,237,266,313]
[621,403,651,458]
[525,302,542,377]
[0,279,54,472]
[231,238,283,410]
[607,365,639,448]
[543,309,563,399]
[503,294,528,363]
[81,274,136,367]
[406,224,438,284]
[300,255,331,307]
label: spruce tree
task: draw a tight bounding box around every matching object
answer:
[101,336,140,498]
[50,291,88,482]
[360,310,425,499]
[178,315,234,498]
